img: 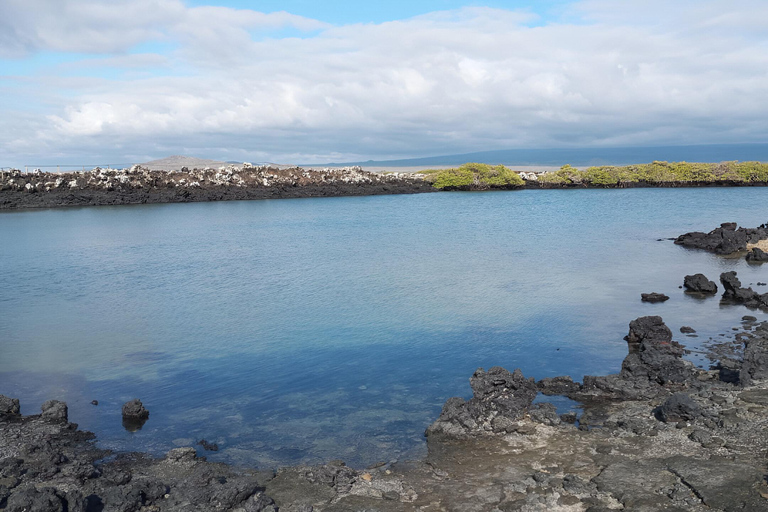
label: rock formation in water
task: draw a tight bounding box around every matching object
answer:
[675,222,768,255]
[641,292,669,302]
[684,273,718,294]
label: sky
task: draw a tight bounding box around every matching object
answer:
[1,0,767,168]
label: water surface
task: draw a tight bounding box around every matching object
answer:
[2,188,767,468]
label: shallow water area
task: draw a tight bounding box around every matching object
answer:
[2,188,768,468]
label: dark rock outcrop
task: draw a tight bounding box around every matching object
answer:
[41,400,68,423]
[577,316,696,400]
[621,316,691,384]
[720,271,768,308]
[122,399,149,431]
[655,393,701,423]
[528,403,561,426]
[426,367,537,437]
[746,247,768,263]
[675,222,768,254]
[0,394,20,417]
[683,273,718,294]
[740,335,768,385]
[537,375,581,395]
[641,292,669,303]
[122,399,149,420]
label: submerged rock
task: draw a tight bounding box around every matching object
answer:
[426,367,537,437]
[683,273,718,294]
[641,292,669,303]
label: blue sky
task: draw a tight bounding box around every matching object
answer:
[185,0,570,24]
[1,0,767,168]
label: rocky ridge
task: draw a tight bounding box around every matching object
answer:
[0,165,434,209]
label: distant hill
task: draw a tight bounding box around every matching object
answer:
[308,143,768,168]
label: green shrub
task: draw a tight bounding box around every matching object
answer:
[430,167,474,189]
[428,163,523,189]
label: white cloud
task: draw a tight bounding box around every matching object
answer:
[2,1,768,165]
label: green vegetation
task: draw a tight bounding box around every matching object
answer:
[419,161,768,190]
[535,161,768,186]
[419,163,524,190]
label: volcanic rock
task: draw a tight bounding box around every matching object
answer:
[683,273,718,294]
[746,247,768,263]
[426,367,537,437]
[641,292,669,303]
[0,394,20,417]
[41,400,68,423]
[655,393,701,423]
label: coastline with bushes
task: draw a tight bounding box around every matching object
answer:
[420,161,768,190]
[2,160,768,210]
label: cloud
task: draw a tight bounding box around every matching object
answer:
[0,0,326,56]
[2,1,768,165]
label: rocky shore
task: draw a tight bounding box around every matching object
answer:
[0,165,434,210]
[4,165,768,210]
[4,224,768,511]
[4,312,768,511]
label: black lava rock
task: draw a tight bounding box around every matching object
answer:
[683,273,718,294]
[655,393,701,423]
[41,400,68,423]
[641,293,669,303]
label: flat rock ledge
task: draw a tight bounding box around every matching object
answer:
[0,165,435,210]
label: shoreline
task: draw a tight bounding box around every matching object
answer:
[3,165,768,211]
[4,226,768,510]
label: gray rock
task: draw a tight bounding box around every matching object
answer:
[655,393,701,423]
[537,375,581,395]
[720,271,768,308]
[746,247,768,263]
[675,223,763,255]
[427,367,537,437]
[592,460,677,509]
[243,492,278,512]
[665,456,766,511]
[41,400,68,423]
[641,292,669,303]
[528,403,561,426]
[0,395,20,417]
[740,336,768,385]
[122,399,149,420]
[680,326,696,333]
[684,273,718,294]
[5,486,67,512]
[621,316,692,385]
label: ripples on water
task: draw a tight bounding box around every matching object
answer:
[2,188,767,468]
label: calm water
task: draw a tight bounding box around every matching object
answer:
[2,188,768,468]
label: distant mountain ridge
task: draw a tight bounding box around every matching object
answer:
[308,143,768,168]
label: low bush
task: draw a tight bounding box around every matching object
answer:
[424,163,524,189]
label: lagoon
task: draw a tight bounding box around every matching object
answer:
[1,188,767,468]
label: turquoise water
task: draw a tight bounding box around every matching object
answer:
[2,188,767,468]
